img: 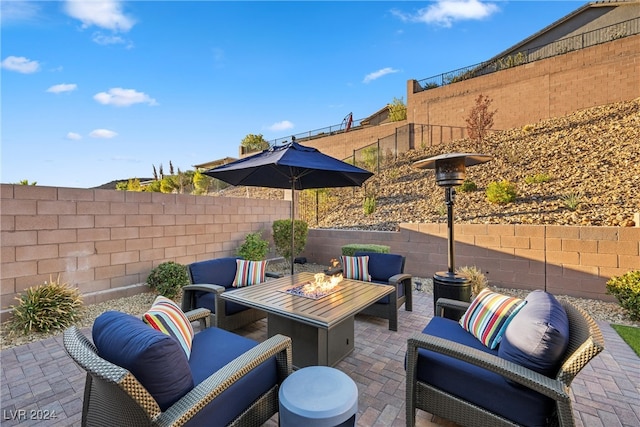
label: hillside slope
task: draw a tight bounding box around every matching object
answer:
[217,98,640,230]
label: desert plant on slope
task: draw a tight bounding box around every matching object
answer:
[486,180,517,204]
[465,94,497,145]
[147,261,190,299]
[459,179,477,192]
[363,196,376,215]
[9,275,83,335]
[524,173,552,184]
[607,270,640,320]
[237,231,270,261]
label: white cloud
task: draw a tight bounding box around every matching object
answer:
[363,67,400,84]
[1,1,41,24]
[1,56,40,73]
[268,120,294,132]
[93,88,158,107]
[66,132,82,140]
[89,129,118,139]
[92,32,126,46]
[64,0,135,32]
[47,83,78,94]
[392,0,499,28]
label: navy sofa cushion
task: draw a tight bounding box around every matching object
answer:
[189,257,239,289]
[187,327,278,427]
[415,316,554,427]
[499,290,569,377]
[92,311,194,411]
[189,257,250,316]
[355,251,405,304]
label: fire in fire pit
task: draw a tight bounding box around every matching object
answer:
[281,273,344,300]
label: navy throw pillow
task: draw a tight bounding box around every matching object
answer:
[498,290,570,377]
[93,311,194,411]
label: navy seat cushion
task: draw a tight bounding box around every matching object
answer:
[189,257,239,289]
[193,289,251,316]
[355,252,405,304]
[92,311,194,411]
[189,257,250,315]
[415,316,554,427]
[499,290,570,377]
[186,327,278,427]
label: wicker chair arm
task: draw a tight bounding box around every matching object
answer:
[407,332,570,402]
[182,283,225,294]
[155,334,293,427]
[388,273,412,286]
[184,308,211,329]
[435,298,471,318]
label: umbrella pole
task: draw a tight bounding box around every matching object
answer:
[290,183,295,275]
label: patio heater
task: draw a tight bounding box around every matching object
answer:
[413,153,491,319]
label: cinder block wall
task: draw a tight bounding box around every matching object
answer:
[302,224,640,301]
[0,184,290,320]
[407,34,640,132]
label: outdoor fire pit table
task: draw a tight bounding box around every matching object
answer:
[220,272,396,368]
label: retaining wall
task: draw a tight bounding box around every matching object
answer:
[302,224,640,302]
[0,184,290,320]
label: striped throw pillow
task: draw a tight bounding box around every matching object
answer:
[232,259,267,287]
[459,289,526,349]
[340,255,372,282]
[143,296,194,358]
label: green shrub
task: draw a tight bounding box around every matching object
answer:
[459,179,477,192]
[272,219,308,262]
[524,173,552,184]
[456,265,488,297]
[9,275,83,335]
[341,244,390,256]
[486,180,517,204]
[363,196,376,215]
[237,231,269,260]
[147,261,190,299]
[606,270,640,320]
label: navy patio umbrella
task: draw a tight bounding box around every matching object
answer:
[204,141,374,274]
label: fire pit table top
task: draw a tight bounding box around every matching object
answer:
[221,272,395,329]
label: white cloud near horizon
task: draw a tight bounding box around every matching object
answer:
[93,88,158,107]
[66,132,82,140]
[268,120,294,132]
[47,83,77,94]
[392,0,499,28]
[1,56,40,73]
[363,67,400,84]
[89,129,118,139]
[64,0,135,32]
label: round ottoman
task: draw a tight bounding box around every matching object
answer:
[279,366,358,427]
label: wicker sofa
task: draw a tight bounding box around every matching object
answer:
[64,309,292,427]
[406,291,605,427]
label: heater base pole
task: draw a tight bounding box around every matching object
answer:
[433,271,471,320]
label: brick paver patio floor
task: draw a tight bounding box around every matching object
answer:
[1,290,638,426]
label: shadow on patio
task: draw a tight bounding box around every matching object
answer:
[1,290,638,426]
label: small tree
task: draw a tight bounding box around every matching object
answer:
[272,219,308,264]
[237,231,270,261]
[193,170,212,195]
[241,134,270,152]
[465,94,497,145]
[388,97,407,122]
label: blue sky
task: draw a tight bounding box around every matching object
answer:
[1,0,583,189]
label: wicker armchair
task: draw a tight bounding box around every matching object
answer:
[182,257,268,331]
[406,297,605,427]
[351,251,413,331]
[64,312,292,427]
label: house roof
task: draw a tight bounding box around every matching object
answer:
[193,157,238,171]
